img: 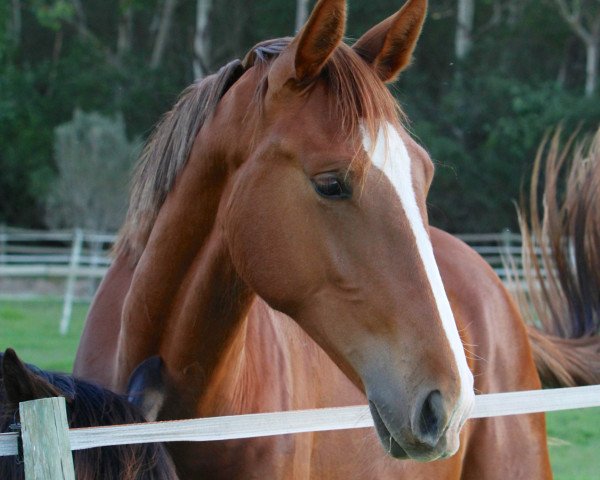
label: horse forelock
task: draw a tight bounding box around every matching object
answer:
[116,37,403,263]
[248,38,403,146]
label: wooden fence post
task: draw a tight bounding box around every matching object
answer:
[20,397,75,480]
[59,228,83,336]
[0,224,6,266]
[87,232,102,296]
[500,229,513,281]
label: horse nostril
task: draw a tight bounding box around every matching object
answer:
[414,390,447,448]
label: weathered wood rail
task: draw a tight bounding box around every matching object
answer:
[0,227,524,281]
[1,386,599,479]
[0,226,533,334]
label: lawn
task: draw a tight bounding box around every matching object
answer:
[547,408,600,480]
[0,298,598,478]
[0,298,88,372]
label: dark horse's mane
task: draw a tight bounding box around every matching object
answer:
[115,38,400,262]
[0,351,178,480]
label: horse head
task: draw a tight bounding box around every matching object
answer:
[111,0,474,463]
[204,0,474,461]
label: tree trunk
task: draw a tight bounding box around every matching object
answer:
[70,0,88,39]
[117,1,133,60]
[553,0,600,96]
[585,39,599,96]
[150,0,178,70]
[193,0,213,79]
[455,0,475,60]
[296,0,310,33]
[557,36,577,87]
[10,0,22,47]
[506,0,522,27]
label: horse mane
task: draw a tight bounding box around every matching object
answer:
[115,38,401,262]
[508,128,600,387]
[114,59,245,261]
[0,354,178,480]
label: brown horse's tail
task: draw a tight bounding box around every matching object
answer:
[507,127,600,387]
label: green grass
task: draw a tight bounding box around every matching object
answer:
[0,298,88,372]
[0,299,598,477]
[547,408,600,480]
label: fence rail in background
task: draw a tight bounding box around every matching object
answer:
[0,226,117,335]
[0,227,524,282]
[454,230,527,279]
[0,226,114,275]
[0,226,532,334]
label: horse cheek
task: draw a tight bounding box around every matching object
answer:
[223,168,323,313]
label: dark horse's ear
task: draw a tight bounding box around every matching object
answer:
[127,356,166,422]
[353,0,427,83]
[1,348,61,405]
[292,0,346,83]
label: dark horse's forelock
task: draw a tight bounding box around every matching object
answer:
[115,37,401,262]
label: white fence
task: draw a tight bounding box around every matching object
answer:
[0,226,115,279]
[0,226,115,335]
[455,230,524,279]
[0,226,526,334]
[1,385,600,479]
[0,227,523,281]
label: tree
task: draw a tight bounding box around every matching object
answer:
[46,110,140,231]
[117,0,134,60]
[295,0,310,33]
[193,0,213,79]
[455,0,474,60]
[2,0,600,233]
[151,0,178,70]
[8,0,22,49]
[554,0,600,96]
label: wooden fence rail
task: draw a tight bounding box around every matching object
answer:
[0,227,523,280]
[0,226,532,334]
[1,385,599,479]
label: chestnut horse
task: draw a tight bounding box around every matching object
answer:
[74,1,594,478]
[0,349,178,479]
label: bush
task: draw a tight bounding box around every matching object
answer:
[46,110,140,231]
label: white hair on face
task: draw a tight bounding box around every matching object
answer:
[362,124,474,413]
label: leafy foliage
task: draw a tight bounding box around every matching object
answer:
[0,0,598,232]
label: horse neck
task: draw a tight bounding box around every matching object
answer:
[160,233,256,402]
[117,145,255,395]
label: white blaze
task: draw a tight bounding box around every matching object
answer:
[362,124,474,411]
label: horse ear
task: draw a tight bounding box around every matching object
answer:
[294,0,346,82]
[1,348,61,405]
[353,0,427,83]
[126,356,166,422]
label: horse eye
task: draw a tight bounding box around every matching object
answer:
[312,173,351,199]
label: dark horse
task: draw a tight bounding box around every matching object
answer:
[74,0,599,478]
[0,349,178,479]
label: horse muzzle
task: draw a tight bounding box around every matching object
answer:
[368,387,473,462]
